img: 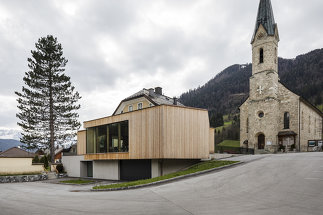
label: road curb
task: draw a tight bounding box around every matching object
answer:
[91,161,243,192]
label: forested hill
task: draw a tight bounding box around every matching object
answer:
[179,48,323,115]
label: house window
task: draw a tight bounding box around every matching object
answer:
[128,105,133,112]
[284,112,290,129]
[149,103,153,107]
[246,118,249,133]
[86,120,129,153]
[138,103,143,110]
[260,48,264,64]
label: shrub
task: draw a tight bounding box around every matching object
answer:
[278,144,284,151]
[32,155,39,163]
[39,156,45,163]
[40,155,49,169]
[56,164,64,173]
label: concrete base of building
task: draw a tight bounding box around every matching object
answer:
[62,155,200,180]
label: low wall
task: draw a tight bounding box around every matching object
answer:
[0,174,48,183]
[61,155,84,177]
[93,160,119,180]
[0,158,44,174]
[162,159,200,176]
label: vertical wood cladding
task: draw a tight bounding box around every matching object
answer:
[78,105,212,160]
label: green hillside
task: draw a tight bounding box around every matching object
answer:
[180,49,323,116]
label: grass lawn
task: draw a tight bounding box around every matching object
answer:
[60,179,94,184]
[317,104,323,112]
[217,140,240,148]
[93,160,238,190]
[215,121,233,132]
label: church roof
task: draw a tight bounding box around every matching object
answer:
[251,0,277,43]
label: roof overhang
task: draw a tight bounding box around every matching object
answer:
[278,131,297,137]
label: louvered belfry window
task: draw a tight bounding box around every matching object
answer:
[260,48,264,63]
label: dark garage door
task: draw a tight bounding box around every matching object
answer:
[120,160,151,181]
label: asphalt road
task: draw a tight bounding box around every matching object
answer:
[0,153,322,215]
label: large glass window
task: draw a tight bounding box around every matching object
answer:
[86,127,95,153]
[86,120,129,153]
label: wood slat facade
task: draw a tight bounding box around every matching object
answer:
[78,105,213,160]
[77,130,86,155]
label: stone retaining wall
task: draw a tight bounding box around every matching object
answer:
[0,174,48,183]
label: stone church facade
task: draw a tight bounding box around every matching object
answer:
[240,0,323,153]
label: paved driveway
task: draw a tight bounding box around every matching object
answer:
[0,153,322,215]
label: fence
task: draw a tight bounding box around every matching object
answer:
[214,146,254,155]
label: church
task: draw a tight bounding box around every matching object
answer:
[240,0,323,153]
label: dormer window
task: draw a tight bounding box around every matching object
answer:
[259,48,264,64]
[138,103,143,110]
[128,105,133,112]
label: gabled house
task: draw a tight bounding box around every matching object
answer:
[63,87,215,180]
[113,87,184,115]
[0,147,43,174]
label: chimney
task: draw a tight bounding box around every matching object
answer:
[155,87,162,95]
[148,88,154,96]
[173,97,178,105]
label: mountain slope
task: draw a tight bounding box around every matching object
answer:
[0,139,24,152]
[179,48,323,114]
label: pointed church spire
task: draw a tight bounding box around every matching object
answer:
[251,0,277,43]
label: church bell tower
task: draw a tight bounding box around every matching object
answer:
[247,0,280,151]
[250,0,279,101]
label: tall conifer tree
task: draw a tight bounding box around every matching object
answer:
[15,35,81,163]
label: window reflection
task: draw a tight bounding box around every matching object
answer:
[86,121,129,153]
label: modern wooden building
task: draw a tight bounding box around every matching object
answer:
[63,88,214,180]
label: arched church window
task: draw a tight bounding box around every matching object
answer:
[309,116,311,133]
[301,111,304,130]
[284,112,290,129]
[259,48,264,64]
[246,118,249,133]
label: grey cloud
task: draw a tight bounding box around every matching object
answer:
[1,0,323,129]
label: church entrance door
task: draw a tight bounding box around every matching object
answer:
[258,134,265,149]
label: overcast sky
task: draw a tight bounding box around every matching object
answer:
[1,0,323,130]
